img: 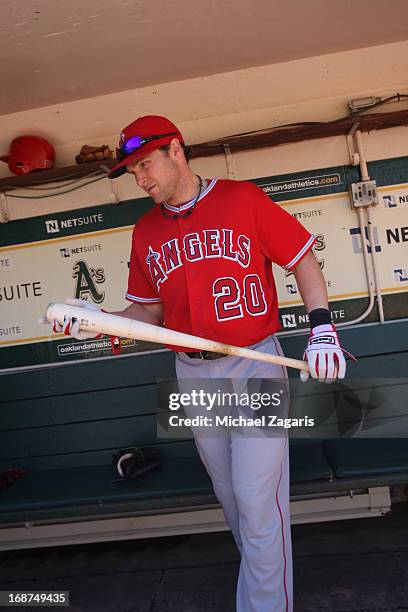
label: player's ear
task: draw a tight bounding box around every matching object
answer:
[168,138,183,161]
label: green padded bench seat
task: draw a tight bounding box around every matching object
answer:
[323,439,408,478]
[0,455,214,525]
[289,439,333,483]
[0,440,336,526]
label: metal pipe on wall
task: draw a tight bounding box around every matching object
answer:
[336,206,375,329]
[353,129,385,323]
[279,126,383,338]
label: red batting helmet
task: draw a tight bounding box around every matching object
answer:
[0,135,55,175]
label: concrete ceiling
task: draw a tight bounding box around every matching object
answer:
[2,0,408,116]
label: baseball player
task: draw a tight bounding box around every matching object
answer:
[55,115,349,611]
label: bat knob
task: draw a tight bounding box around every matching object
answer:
[38,302,57,325]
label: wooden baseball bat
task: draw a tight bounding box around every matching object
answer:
[41,302,308,372]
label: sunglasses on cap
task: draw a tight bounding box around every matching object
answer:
[116,132,178,161]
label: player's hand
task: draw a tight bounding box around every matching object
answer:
[300,323,349,384]
[52,298,103,340]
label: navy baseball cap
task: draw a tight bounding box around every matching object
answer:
[108,115,184,179]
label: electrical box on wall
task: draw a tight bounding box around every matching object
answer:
[349,180,379,208]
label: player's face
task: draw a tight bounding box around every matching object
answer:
[126,148,180,204]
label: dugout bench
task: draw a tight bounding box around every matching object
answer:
[0,321,407,550]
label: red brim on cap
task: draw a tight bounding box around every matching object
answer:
[108,137,181,179]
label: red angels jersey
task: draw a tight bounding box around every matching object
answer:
[126,179,315,352]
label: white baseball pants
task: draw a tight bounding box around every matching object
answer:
[175,335,293,612]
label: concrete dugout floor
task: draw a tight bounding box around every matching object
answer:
[0,503,407,612]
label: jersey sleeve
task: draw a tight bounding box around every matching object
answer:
[249,182,316,269]
[126,226,163,304]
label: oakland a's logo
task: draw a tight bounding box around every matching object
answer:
[73,260,105,303]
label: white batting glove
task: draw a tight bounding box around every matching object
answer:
[52,298,103,340]
[300,323,351,384]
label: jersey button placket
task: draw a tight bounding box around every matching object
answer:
[179,216,202,336]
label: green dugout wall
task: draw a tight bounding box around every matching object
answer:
[0,156,407,547]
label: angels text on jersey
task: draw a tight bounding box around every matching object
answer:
[146,228,251,290]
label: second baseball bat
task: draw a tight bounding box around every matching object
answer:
[42,302,308,372]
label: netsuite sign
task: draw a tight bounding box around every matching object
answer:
[45,213,104,234]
